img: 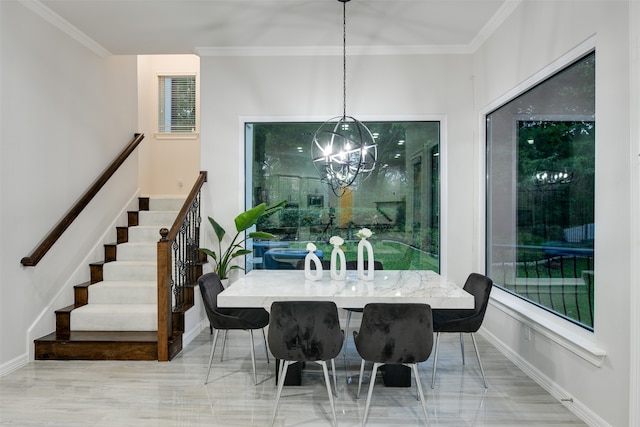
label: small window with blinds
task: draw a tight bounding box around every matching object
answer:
[158,75,196,133]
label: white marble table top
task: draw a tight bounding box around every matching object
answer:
[218,269,474,310]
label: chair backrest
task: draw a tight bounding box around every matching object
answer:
[345,260,384,270]
[268,301,343,362]
[355,303,433,364]
[295,259,332,270]
[462,273,493,328]
[198,272,226,328]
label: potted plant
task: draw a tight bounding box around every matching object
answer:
[200,200,286,279]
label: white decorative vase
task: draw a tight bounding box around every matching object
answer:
[330,246,346,280]
[304,251,323,281]
[357,238,375,281]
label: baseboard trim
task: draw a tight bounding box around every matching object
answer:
[0,353,28,377]
[480,328,611,427]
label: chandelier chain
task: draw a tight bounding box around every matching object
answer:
[342,0,347,120]
[310,0,377,197]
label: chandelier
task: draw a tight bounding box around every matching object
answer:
[534,170,573,189]
[311,0,377,197]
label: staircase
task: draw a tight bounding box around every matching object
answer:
[34,196,190,361]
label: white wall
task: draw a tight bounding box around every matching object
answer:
[137,54,200,196]
[0,1,139,371]
[199,53,476,284]
[1,0,635,424]
[473,2,632,426]
[199,2,635,426]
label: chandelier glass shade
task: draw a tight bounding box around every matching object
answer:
[311,0,377,197]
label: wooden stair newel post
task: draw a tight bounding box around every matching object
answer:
[157,227,172,362]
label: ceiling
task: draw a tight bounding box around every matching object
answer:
[34,0,516,56]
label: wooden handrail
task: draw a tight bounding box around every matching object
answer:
[157,170,207,361]
[21,133,145,267]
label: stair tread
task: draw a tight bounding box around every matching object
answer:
[35,331,157,343]
[91,280,156,287]
[105,260,156,266]
[73,304,156,313]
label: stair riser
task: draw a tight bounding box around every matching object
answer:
[71,311,157,331]
[127,227,166,243]
[35,336,158,361]
[103,263,156,281]
[138,211,179,226]
[89,283,156,304]
[117,243,156,261]
[148,198,185,211]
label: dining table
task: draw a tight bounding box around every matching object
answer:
[217,269,474,310]
[217,268,474,387]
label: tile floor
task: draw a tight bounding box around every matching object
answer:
[0,328,587,426]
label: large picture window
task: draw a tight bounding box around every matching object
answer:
[246,121,440,272]
[486,52,595,329]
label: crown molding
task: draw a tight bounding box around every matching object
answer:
[194,1,522,58]
[468,0,523,52]
[19,0,111,57]
[194,44,473,57]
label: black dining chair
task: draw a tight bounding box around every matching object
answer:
[353,303,433,426]
[198,272,270,385]
[343,260,383,358]
[430,273,493,389]
[268,301,344,427]
[294,258,332,270]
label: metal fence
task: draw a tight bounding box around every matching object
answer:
[490,244,594,329]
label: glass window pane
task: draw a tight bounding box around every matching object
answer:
[246,121,440,272]
[486,52,595,330]
[158,75,196,133]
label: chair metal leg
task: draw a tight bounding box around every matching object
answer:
[205,329,220,384]
[220,330,228,362]
[343,309,353,362]
[262,328,270,364]
[318,360,337,426]
[271,359,289,427]
[411,363,430,424]
[249,330,258,386]
[431,332,440,389]
[362,362,382,426]
[470,333,488,388]
[356,359,366,399]
[330,358,339,397]
[460,332,466,365]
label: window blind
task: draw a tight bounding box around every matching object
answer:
[158,75,196,133]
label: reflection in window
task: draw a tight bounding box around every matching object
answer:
[246,121,440,272]
[486,52,595,329]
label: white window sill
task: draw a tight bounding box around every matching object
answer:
[154,132,199,140]
[489,287,607,367]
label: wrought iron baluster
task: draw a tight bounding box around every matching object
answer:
[571,255,582,323]
[545,256,554,311]
[586,256,594,326]
[559,255,567,316]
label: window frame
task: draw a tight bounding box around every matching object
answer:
[155,73,198,138]
[242,114,449,276]
[478,37,605,366]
